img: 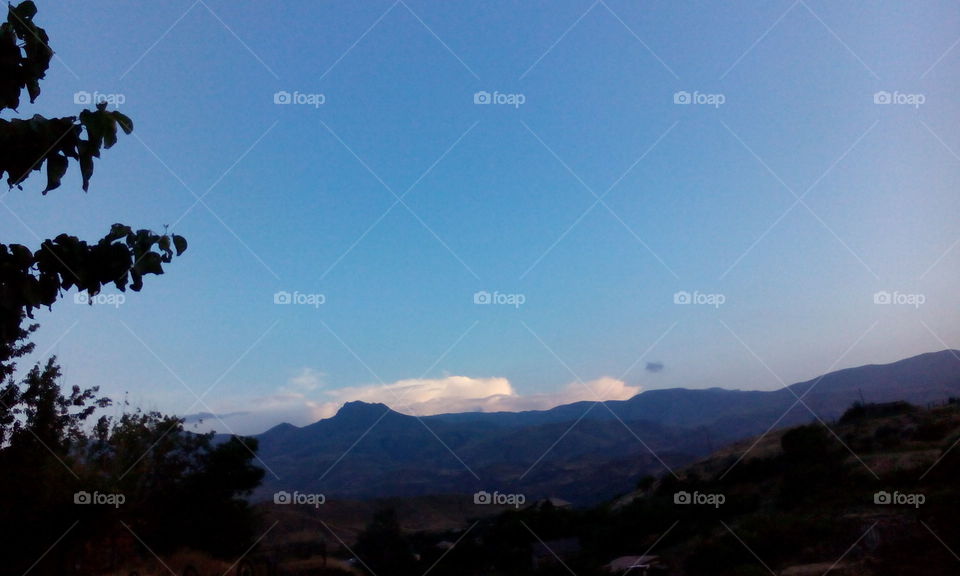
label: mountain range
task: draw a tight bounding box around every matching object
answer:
[250,350,960,505]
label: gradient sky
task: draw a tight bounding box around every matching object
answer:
[3,1,959,434]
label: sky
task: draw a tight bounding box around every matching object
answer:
[3,0,959,435]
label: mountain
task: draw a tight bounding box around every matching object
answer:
[251,350,960,505]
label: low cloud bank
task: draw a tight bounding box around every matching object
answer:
[189,371,642,435]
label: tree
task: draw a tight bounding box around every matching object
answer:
[0,357,110,576]
[81,409,265,559]
[0,0,186,357]
[0,4,214,573]
[354,508,419,576]
[778,424,846,507]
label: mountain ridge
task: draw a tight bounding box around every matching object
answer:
[261,350,960,433]
[249,349,960,505]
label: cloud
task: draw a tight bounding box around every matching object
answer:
[645,361,664,373]
[191,372,642,435]
[282,367,325,393]
[183,392,333,435]
[324,375,514,415]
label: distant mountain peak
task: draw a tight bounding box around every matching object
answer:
[263,422,298,434]
[334,401,394,423]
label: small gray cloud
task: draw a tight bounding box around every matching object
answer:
[645,362,664,373]
[182,411,249,425]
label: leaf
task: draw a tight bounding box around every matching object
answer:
[26,79,39,103]
[78,140,94,191]
[10,243,32,265]
[158,235,172,263]
[172,235,187,256]
[102,117,117,149]
[12,2,38,20]
[112,110,133,134]
[136,251,163,275]
[42,153,67,194]
[129,269,143,291]
[106,223,132,243]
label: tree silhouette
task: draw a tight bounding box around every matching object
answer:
[0,4,230,574]
[354,508,419,576]
[0,0,186,356]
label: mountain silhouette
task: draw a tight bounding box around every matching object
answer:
[253,350,960,504]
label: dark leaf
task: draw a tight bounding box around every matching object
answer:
[112,110,133,134]
[42,153,67,194]
[172,235,187,256]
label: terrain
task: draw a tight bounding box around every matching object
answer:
[251,350,960,505]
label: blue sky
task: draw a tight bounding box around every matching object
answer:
[3,0,959,434]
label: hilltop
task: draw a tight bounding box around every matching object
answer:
[251,350,960,505]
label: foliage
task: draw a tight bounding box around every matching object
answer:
[354,508,419,576]
[0,351,265,575]
[839,400,916,424]
[0,1,186,349]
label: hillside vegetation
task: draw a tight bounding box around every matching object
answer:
[257,399,960,576]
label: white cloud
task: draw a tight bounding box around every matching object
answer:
[325,375,514,415]
[190,372,642,435]
[282,367,325,393]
